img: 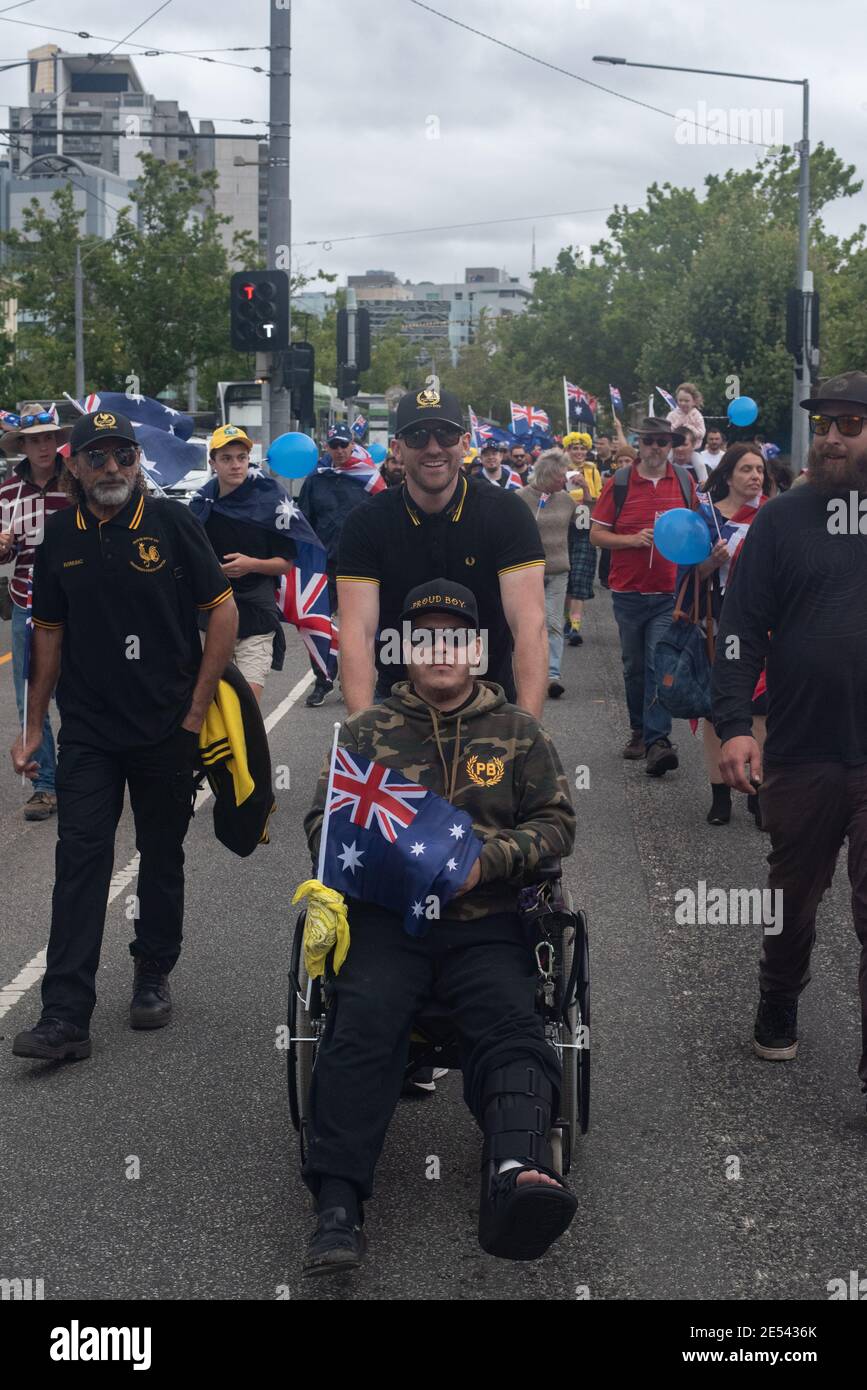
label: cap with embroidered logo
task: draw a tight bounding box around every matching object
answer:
[210,423,254,453]
[69,410,138,453]
[395,386,464,435]
[400,578,479,629]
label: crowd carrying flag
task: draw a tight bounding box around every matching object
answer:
[76,391,200,490]
[188,472,338,680]
[609,384,623,414]
[320,746,483,937]
[655,386,679,414]
[510,401,550,433]
[564,379,598,431]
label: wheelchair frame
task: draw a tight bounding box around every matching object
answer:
[286,871,590,1176]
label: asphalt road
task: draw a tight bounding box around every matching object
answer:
[0,594,864,1303]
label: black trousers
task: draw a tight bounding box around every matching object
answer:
[302,909,560,1203]
[41,728,199,1028]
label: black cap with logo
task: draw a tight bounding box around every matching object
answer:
[400,578,479,630]
[70,409,138,454]
[801,370,867,413]
[394,385,464,436]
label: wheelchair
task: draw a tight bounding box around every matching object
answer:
[286,860,590,1176]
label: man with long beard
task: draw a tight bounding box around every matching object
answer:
[712,372,867,1103]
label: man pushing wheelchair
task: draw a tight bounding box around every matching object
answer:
[299,579,577,1276]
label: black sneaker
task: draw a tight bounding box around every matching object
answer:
[305,679,334,708]
[303,1207,367,1277]
[12,1017,91,1061]
[566,626,583,647]
[547,679,565,699]
[753,993,798,1061]
[130,958,172,1030]
[401,1066,448,1097]
[645,738,679,777]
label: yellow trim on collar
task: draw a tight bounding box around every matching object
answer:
[128,493,145,530]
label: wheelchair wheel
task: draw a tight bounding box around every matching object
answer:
[286,913,319,1158]
[557,909,590,1172]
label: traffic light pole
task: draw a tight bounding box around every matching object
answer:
[267,0,292,445]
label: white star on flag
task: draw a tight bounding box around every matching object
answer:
[410,842,426,857]
[411,901,425,918]
[247,465,265,479]
[276,497,300,522]
[337,841,364,873]
[125,392,145,406]
[446,858,458,872]
[449,822,466,839]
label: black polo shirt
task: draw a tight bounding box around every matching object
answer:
[202,510,292,639]
[337,473,545,694]
[32,490,233,750]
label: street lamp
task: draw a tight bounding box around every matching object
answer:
[594,55,812,468]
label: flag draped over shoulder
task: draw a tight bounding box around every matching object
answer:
[320,443,385,494]
[188,471,338,679]
[78,391,199,489]
[321,746,483,937]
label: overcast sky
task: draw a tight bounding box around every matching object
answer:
[1,0,865,291]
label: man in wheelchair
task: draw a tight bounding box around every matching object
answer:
[301,578,577,1275]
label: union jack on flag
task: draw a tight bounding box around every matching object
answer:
[351,412,367,439]
[328,747,428,842]
[511,401,550,432]
[656,386,678,413]
[276,558,339,679]
[320,746,483,936]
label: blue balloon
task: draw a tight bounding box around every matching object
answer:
[654,508,711,565]
[267,431,319,479]
[727,396,758,427]
[368,442,387,464]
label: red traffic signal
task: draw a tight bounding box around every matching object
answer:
[230,271,290,352]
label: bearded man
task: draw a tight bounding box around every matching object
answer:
[712,372,867,1103]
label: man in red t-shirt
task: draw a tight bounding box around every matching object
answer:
[590,417,695,775]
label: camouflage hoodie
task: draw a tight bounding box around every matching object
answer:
[304,679,575,921]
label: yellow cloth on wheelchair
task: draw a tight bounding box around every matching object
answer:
[292,879,350,978]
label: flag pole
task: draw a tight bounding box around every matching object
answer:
[316,720,343,885]
[563,376,570,435]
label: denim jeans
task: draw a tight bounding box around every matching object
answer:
[544,571,568,679]
[11,600,57,794]
[611,591,675,747]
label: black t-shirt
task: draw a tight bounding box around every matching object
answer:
[202,510,292,639]
[337,474,545,695]
[32,491,233,750]
[713,484,867,765]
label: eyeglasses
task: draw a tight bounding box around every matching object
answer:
[82,445,138,470]
[328,439,352,448]
[809,413,866,438]
[399,425,463,450]
[640,434,672,447]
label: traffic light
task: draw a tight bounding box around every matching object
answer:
[283,341,315,425]
[336,307,371,372]
[230,270,290,352]
[337,363,359,401]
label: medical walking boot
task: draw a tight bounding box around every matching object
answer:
[478,1062,577,1261]
[130,958,172,1030]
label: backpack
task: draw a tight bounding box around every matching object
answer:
[597,464,693,590]
[655,574,715,721]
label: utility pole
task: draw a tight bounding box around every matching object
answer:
[791,80,813,472]
[74,243,84,398]
[267,0,292,445]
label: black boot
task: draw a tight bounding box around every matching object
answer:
[477,1062,577,1261]
[707,782,732,825]
[12,1017,91,1061]
[130,958,172,1030]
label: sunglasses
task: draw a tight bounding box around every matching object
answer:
[640,434,672,447]
[809,413,866,438]
[82,445,138,470]
[328,439,352,448]
[22,411,58,429]
[399,425,463,450]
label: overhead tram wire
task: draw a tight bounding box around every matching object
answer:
[297,204,626,249]
[0,16,275,73]
[406,0,777,149]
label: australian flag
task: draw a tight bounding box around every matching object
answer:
[566,380,598,430]
[188,471,338,680]
[609,384,623,414]
[79,391,198,490]
[322,747,483,937]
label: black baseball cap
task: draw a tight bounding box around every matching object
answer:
[400,578,479,629]
[394,386,464,435]
[327,423,353,445]
[70,409,138,454]
[801,370,867,413]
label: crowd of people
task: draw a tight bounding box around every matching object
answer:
[3,370,866,1279]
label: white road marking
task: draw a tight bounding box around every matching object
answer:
[0,668,316,1021]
